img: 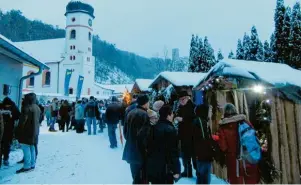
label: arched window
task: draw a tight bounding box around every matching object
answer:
[70,45,72,50]
[70,30,76,39]
[89,32,91,41]
[69,87,74,95]
[70,56,73,60]
[45,71,51,85]
[73,56,76,60]
[73,45,76,50]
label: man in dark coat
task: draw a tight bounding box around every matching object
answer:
[84,96,100,135]
[59,100,71,132]
[1,97,20,166]
[175,91,197,178]
[16,93,40,173]
[105,96,122,148]
[122,94,150,184]
[144,105,181,184]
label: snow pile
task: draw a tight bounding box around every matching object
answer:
[0,123,227,184]
[150,71,207,88]
[195,59,301,88]
[135,79,153,92]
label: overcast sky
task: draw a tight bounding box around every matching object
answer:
[0,0,299,58]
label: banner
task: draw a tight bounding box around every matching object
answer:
[64,69,72,96]
[76,75,84,99]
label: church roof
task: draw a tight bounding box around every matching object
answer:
[15,38,65,64]
[65,1,95,18]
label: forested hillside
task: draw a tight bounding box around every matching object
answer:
[0,10,167,82]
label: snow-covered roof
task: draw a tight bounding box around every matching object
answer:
[95,83,134,94]
[15,38,65,63]
[195,59,301,88]
[134,79,153,92]
[150,71,207,88]
[0,34,49,70]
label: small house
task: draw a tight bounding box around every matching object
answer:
[131,79,153,95]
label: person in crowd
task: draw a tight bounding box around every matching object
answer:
[59,100,71,132]
[192,104,214,184]
[69,102,76,130]
[49,98,59,132]
[45,101,52,126]
[147,100,165,125]
[0,102,4,168]
[98,100,106,133]
[144,105,181,184]
[84,96,99,135]
[122,94,150,184]
[1,97,20,166]
[105,96,122,148]
[174,91,197,178]
[38,102,45,125]
[217,103,260,184]
[75,100,85,133]
[16,93,40,174]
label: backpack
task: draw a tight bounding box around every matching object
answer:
[238,122,261,164]
[137,123,155,156]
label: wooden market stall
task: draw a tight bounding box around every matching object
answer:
[194,59,301,184]
[131,79,153,95]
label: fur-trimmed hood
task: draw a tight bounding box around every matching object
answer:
[219,114,246,125]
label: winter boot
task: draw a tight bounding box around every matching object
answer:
[17,159,24,164]
[181,168,193,178]
[16,168,33,174]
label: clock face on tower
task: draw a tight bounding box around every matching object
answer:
[88,19,92,27]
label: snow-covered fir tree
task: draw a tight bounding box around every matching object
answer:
[249,26,261,61]
[270,33,276,62]
[236,39,244,59]
[228,51,235,59]
[195,36,204,72]
[217,49,224,61]
[243,33,251,60]
[256,41,264,61]
[200,36,216,72]
[263,40,272,62]
[281,7,292,65]
[274,0,286,63]
[290,2,301,69]
[188,34,199,72]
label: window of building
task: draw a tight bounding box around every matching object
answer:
[88,47,91,52]
[70,30,76,39]
[70,45,72,50]
[69,87,74,95]
[29,72,35,87]
[73,45,76,50]
[87,57,90,62]
[72,17,76,22]
[73,56,76,60]
[89,32,91,41]
[96,91,99,95]
[70,56,73,60]
[44,71,51,86]
[87,88,91,95]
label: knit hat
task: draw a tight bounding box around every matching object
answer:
[178,91,189,99]
[147,109,159,125]
[152,100,164,112]
[137,94,149,106]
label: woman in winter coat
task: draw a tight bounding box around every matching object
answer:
[144,105,181,184]
[192,104,214,184]
[59,100,71,132]
[217,103,259,184]
[16,93,40,173]
[75,100,85,133]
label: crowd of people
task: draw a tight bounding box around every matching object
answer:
[0,90,263,184]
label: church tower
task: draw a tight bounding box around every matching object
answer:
[61,0,95,96]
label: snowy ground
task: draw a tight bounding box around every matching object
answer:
[0,122,226,184]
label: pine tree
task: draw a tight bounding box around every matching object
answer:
[188,34,199,72]
[290,2,301,69]
[243,34,251,60]
[201,36,216,72]
[274,0,286,63]
[263,40,272,62]
[256,41,264,61]
[281,7,292,65]
[217,49,224,61]
[228,51,235,59]
[270,33,276,62]
[249,26,261,61]
[195,36,204,72]
[236,39,244,59]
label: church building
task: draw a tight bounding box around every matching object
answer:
[15,1,112,99]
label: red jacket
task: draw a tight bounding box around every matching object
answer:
[217,114,259,184]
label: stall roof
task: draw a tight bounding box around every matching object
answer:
[95,83,134,94]
[195,59,301,88]
[150,71,207,88]
[134,79,153,92]
[0,34,49,70]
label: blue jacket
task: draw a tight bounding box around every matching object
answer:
[75,104,84,120]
